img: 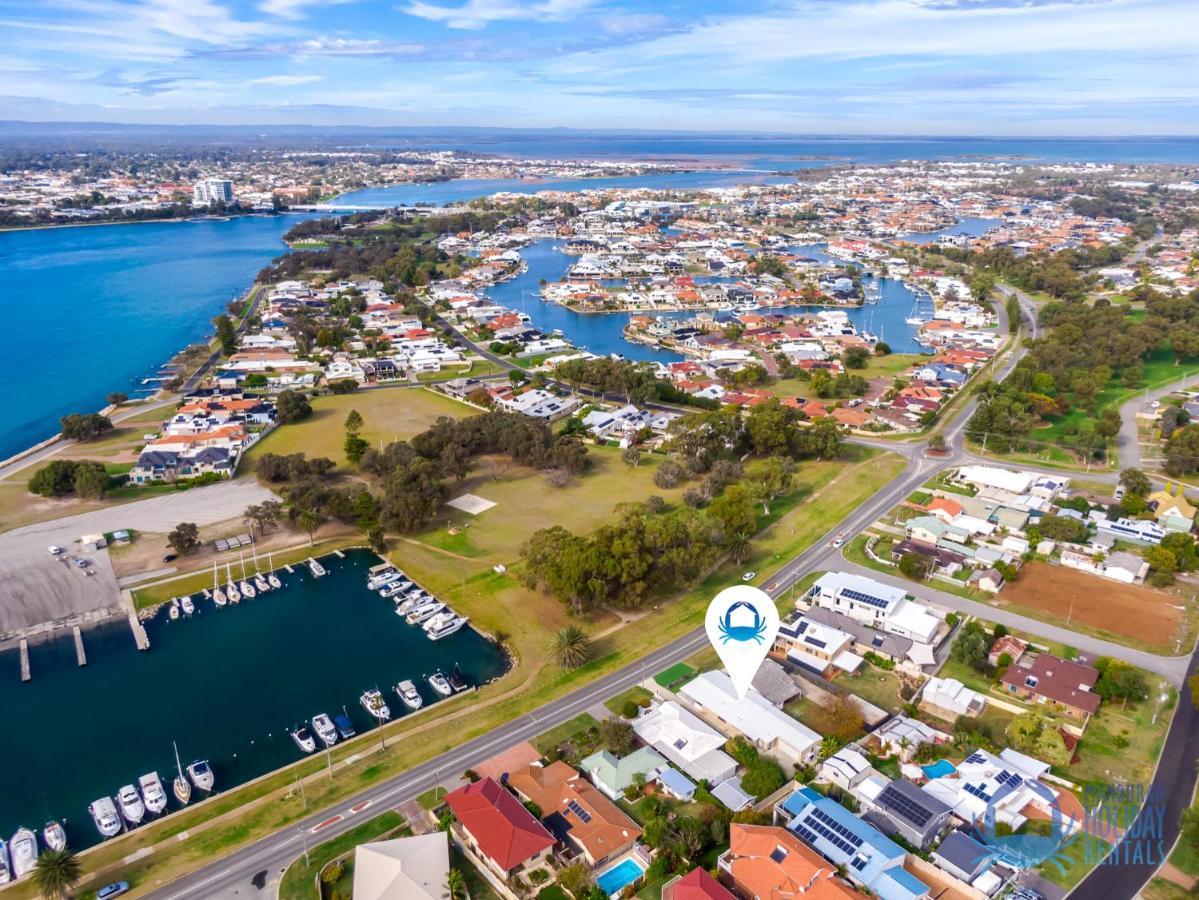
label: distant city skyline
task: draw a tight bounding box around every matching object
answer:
[2,0,1198,135]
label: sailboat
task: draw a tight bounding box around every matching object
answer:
[267,552,282,589]
[212,564,227,607]
[225,564,240,604]
[172,742,192,806]
[252,546,270,592]
[238,553,256,598]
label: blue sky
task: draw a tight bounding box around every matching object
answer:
[2,0,1197,134]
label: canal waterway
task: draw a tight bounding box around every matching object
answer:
[492,240,928,358]
[0,548,506,849]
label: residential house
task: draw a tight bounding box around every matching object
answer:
[633,702,738,784]
[930,830,996,887]
[802,606,933,670]
[506,761,642,869]
[920,677,986,719]
[751,658,803,707]
[776,788,930,899]
[865,779,952,850]
[662,867,736,900]
[1148,485,1196,533]
[352,833,449,900]
[998,653,1101,721]
[967,568,1005,593]
[871,716,947,763]
[774,615,859,677]
[807,573,941,645]
[921,749,1054,832]
[444,778,555,878]
[1092,514,1165,545]
[679,671,822,766]
[718,823,863,900]
[820,747,875,792]
[498,389,581,421]
[987,636,1028,667]
[580,747,667,801]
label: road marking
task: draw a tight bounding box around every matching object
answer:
[349,800,371,814]
[312,814,343,832]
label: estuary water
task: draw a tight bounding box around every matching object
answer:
[0,549,506,849]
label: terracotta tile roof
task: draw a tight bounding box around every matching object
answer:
[506,762,641,862]
[445,778,555,872]
[662,867,735,900]
[726,824,863,900]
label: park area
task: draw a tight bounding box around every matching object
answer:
[999,561,1185,652]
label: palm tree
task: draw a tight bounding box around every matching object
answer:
[446,867,468,900]
[728,534,752,565]
[549,625,593,669]
[296,508,321,546]
[33,849,81,900]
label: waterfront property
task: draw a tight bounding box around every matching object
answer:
[0,548,506,850]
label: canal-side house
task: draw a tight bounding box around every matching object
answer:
[444,778,555,880]
[506,761,642,870]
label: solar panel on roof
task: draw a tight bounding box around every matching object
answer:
[964,752,987,765]
[805,637,827,649]
[840,587,892,609]
[770,846,788,863]
[963,783,992,802]
[566,800,592,823]
[879,784,934,828]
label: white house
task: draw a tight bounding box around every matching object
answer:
[820,746,875,791]
[807,572,941,644]
[920,677,986,719]
[633,702,738,784]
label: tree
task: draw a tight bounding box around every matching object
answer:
[1119,467,1152,498]
[951,621,990,667]
[842,346,870,370]
[446,868,467,900]
[1165,425,1199,476]
[746,458,793,514]
[168,522,201,556]
[898,552,930,581]
[1144,546,1178,585]
[59,413,113,441]
[214,313,238,356]
[809,694,865,742]
[653,459,686,489]
[32,848,81,900]
[708,484,757,539]
[550,625,593,669]
[106,392,128,407]
[244,500,284,535]
[558,862,593,898]
[328,378,359,394]
[741,758,786,799]
[1095,657,1150,708]
[72,463,109,499]
[622,447,642,468]
[874,341,892,355]
[599,719,635,755]
[276,390,313,425]
[296,508,322,545]
[728,534,752,565]
[344,431,369,464]
[344,409,364,435]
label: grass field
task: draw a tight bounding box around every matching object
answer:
[12,443,905,900]
[244,388,473,467]
[277,811,405,900]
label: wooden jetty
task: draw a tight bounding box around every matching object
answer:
[73,625,87,666]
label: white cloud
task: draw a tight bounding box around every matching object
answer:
[402,0,597,29]
[249,73,323,85]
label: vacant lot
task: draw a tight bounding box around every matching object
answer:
[1001,561,1182,649]
[244,387,472,466]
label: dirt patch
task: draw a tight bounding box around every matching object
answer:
[1001,561,1182,647]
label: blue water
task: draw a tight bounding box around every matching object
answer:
[0,214,303,458]
[922,760,957,779]
[0,548,507,849]
[595,857,645,895]
[492,240,926,358]
[335,169,794,207]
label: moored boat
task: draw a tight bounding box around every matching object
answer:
[117,785,145,825]
[168,599,180,620]
[239,579,256,599]
[268,571,282,589]
[226,582,240,604]
[254,573,270,593]
[428,615,468,641]
[172,741,192,806]
[448,663,468,693]
[367,566,401,590]
[291,725,316,754]
[187,759,215,792]
[89,797,122,838]
[139,772,168,815]
[395,592,427,614]
[428,672,453,697]
[42,821,66,853]
[181,595,195,615]
[395,679,422,710]
[406,600,444,625]
[312,714,338,747]
[333,714,356,740]
[359,689,391,721]
[0,838,9,884]
[308,557,326,578]
[9,828,37,879]
[379,580,412,598]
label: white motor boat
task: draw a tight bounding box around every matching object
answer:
[427,615,468,641]
[395,679,423,710]
[311,714,338,747]
[254,574,270,593]
[239,580,256,599]
[181,595,195,615]
[9,828,37,879]
[395,592,427,614]
[187,759,215,792]
[422,610,455,632]
[117,784,145,825]
[168,599,180,620]
[367,568,401,590]
[359,689,391,721]
[139,772,168,815]
[0,838,9,884]
[42,821,66,853]
[89,797,122,838]
[427,672,453,697]
[379,580,412,599]
[406,601,444,625]
[308,558,326,578]
[291,725,316,754]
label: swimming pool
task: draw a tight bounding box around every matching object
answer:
[922,759,957,779]
[595,857,646,896]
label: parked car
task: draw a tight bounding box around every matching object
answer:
[98,883,130,900]
[74,558,89,568]
[163,553,178,563]
[741,571,756,582]
[48,545,64,555]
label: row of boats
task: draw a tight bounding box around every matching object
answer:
[165,556,326,619]
[366,564,469,641]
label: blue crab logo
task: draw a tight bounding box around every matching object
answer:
[718,600,769,645]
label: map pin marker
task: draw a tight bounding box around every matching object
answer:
[705,585,780,700]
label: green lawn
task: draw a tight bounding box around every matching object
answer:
[1142,878,1195,900]
[532,712,600,758]
[277,812,406,900]
[605,685,653,716]
[654,662,696,689]
[834,663,907,714]
[1170,793,1199,876]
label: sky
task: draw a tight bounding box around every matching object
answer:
[2,0,1198,135]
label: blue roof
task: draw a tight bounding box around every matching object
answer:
[874,867,930,900]
[657,767,696,796]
